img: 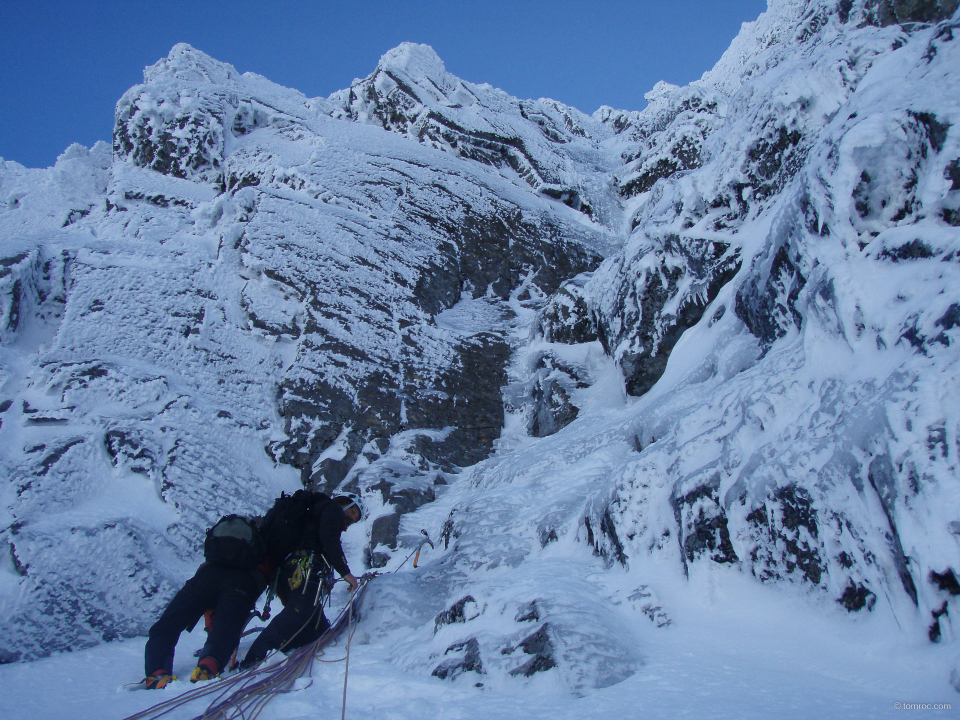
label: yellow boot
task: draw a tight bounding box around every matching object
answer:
[143,670,177,689]
[190,656,220,683]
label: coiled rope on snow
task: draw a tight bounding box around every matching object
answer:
[122,575,372,720]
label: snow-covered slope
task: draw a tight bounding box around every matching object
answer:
[2,0,960,710]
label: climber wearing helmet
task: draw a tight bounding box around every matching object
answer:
[239,493,365,668]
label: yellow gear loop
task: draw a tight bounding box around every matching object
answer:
[287,555,311,592]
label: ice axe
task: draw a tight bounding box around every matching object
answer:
[413,529,434,568]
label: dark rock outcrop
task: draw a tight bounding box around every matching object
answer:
[537,279,598,344]
[614,83,725,199]
[330,43,615,218]
[502,624,557,677]
[743,485,826,587]
[432,637,484,680]
[593,235,741,396]
[859,0,960,26]
[435,596,479,632]
[672,476,739,568]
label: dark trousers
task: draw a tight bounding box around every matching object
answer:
[144,563,263,676]
[243,558,330,666]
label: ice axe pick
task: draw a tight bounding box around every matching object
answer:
[413,529,434,568]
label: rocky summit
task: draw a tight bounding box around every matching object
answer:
[1,0,960,697]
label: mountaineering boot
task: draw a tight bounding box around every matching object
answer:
[143,669,177,690]
[237,654,263,672]
[190,656,220,683]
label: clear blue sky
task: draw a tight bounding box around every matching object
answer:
[0,1,768,169]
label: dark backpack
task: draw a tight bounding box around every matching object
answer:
[203,515,265,571]
[258,490,330,565]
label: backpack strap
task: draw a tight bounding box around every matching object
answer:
[296,492,331,551]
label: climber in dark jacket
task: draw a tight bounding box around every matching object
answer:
[142,543,271,689]
[239,494,363,668]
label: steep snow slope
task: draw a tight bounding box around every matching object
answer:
[0,568,955,719]
[1,0,960,709]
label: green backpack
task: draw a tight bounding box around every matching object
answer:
[203,514,266,570]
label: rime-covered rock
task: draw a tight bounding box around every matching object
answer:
[329,42,624,224]
[541,0,960,649]
[0,43,612,662]
[2,0,960,697]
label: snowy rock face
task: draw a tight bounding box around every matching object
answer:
[533,0,960,664]
[0,44,613,662]
[2,0,960,696]
[329,43,621,223]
